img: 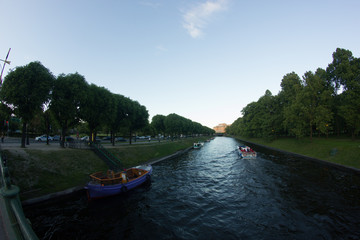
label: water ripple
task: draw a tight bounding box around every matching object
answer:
[24,137,360,239]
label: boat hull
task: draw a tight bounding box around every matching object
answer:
[239,152,257,159]
[85,165,152,199]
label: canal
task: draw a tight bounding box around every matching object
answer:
[24,137,360,239]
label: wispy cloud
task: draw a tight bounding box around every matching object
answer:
[182,0,228,38]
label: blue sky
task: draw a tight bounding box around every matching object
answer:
[1,0,360,128]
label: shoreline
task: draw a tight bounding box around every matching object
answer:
[237,138,360,175]
[22,146,194,206]
[21,137,360,205]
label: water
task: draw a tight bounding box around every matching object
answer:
[24,137,360,239]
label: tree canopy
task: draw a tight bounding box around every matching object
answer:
[227,48,360,141]
[0,61,54,147]
[50,72,88,147]
[0,61,214,146]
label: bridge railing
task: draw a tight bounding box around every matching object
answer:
[0,152,39,240]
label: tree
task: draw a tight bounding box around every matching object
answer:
[81,84,113,142]
[107,94,129,145]
[326,48,360,139]
[125,100,149,144]
[0,61,54,147]
[50,73,88,147]
[164,113,184,138]
[226,117,242,136]
[299,69,333,140]
[0,102,12,136]
[151,114,166,140]
[280,72,304,138]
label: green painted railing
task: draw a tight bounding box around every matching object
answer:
[90,142,124,171]
[0,153,39,240]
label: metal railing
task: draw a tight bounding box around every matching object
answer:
[0,153,39,240]
[89,142,124,171]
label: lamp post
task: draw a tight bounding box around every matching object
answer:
[0,48,11,86]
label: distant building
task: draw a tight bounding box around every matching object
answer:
[213,123,229,134]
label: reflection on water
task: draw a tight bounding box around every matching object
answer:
[24,137,360,239]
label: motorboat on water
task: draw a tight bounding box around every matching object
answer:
[238,145,257,159]
[85,165,152,199]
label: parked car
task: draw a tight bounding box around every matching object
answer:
[35,135,53,141]
[80,136,101,142]
[53,135,60,141]
[102,136,111,141]
[81,136,89,142]
[115,137,127,142]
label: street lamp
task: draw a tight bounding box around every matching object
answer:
[0,48,11,86]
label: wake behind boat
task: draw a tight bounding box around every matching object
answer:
[85,165,152,199]
[238,146,257,159]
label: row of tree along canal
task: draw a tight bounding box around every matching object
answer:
[0,62,213,149]
[227,48,360,140]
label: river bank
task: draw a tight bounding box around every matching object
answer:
[23,136,360,240]
[1,137,208,202]
[4,135,359,204]
[233,135,360,171]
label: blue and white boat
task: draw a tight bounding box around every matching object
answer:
[85,165,152,199]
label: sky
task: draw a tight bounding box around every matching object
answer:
[1,0,360,128]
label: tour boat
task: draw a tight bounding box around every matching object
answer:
[238,145,257,159]
[85,165,152,199]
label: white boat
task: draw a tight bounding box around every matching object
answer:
[193,142,202,149]
[238,145,257,159]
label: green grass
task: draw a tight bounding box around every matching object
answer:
[108,138,205,168]
[4,137,208,200]
[5,148,108,200]
[236,136,360,169]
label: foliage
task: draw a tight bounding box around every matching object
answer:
[0,102,12,133]
[162,113,214,138]
[81,84,113,140]
[228,48,360,141]
[125,100,149,143]
[0,61,54,147]
[151,114,166,136]
[107,94,131,144]
[327,48,360,139]
[50,72,88,147]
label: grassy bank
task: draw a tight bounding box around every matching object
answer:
[4,148,108,200]
[235,136,360,169]
[4,137,207,200]
[107,140,200,168]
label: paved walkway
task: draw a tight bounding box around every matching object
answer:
[0,137,63,151]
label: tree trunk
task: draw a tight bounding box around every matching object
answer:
[111,130,115,146]
[129,130,132,145]
[21,122,26,148]
[60,127,67,148]
[26,130,30,145]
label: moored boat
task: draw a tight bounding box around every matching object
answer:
[238,145,257,159]
[85,165,152,199]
